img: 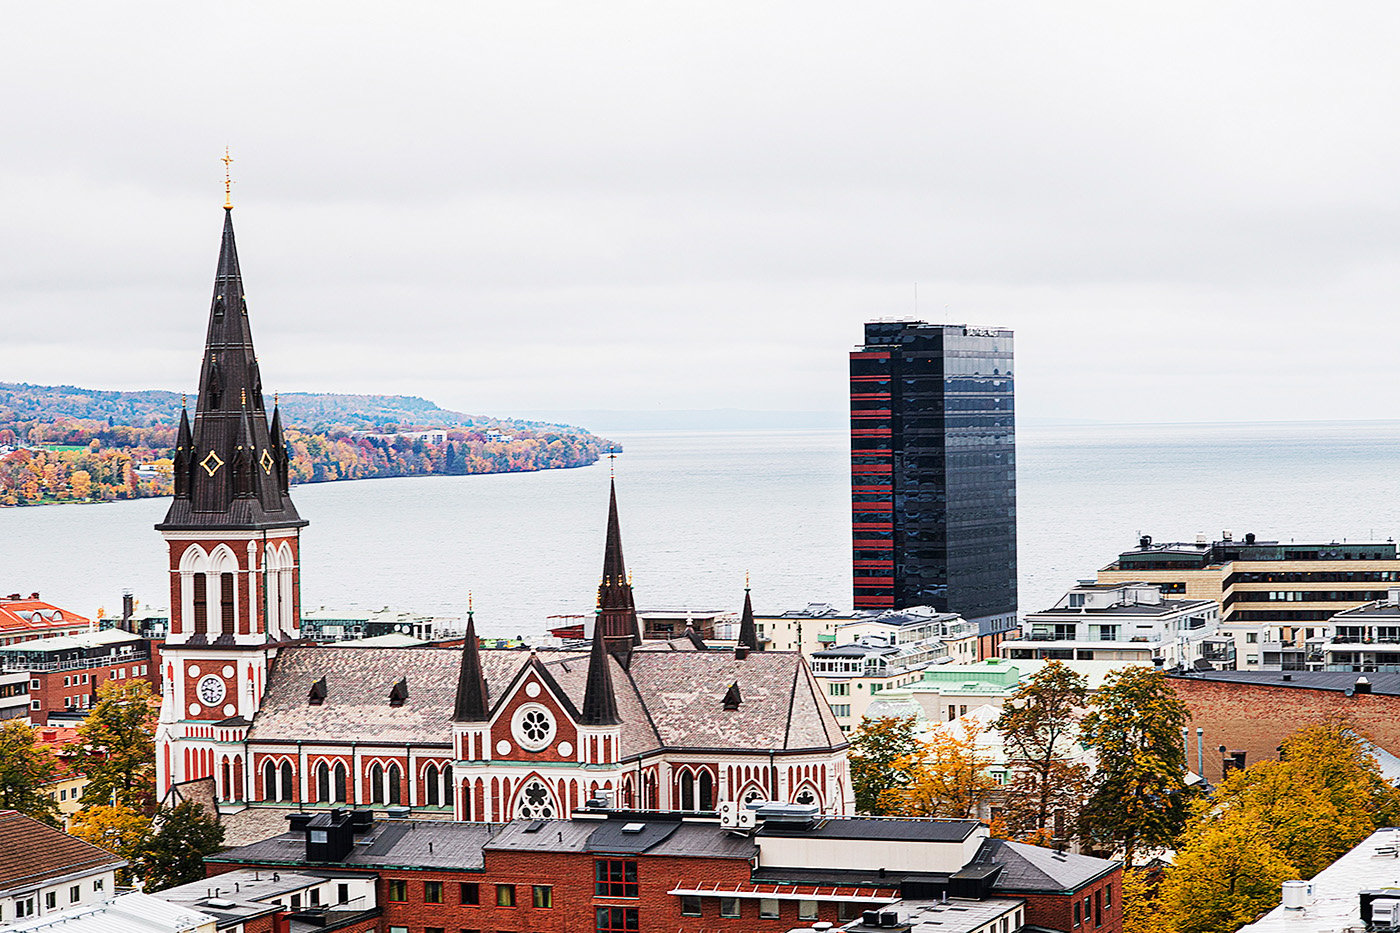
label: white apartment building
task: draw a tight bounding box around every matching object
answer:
[1001,582,1224,670]
[0,810,124,927]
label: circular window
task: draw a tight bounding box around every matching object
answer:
[511,703,556,752]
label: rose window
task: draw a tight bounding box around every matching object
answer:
[515,779,555,819]
[511,703,557,752]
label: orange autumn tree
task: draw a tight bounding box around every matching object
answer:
[878,718,999,820]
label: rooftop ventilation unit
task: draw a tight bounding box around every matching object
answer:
[621,823,646,834]
[1280,880,1313,909]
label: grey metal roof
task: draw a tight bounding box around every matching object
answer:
[485,819,597,853]
[969,838,1117,892]
[211,820,501,871]
[1168,669,1400,696]
[757,818,982,842]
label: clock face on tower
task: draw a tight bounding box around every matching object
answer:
[197,674,226,707]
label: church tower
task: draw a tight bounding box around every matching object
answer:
[595,477,642,665]
[155,193,307,801]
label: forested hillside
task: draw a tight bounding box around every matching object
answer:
[0,382,615,507]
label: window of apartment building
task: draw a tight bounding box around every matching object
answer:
[760,898,780,918]
[495,884,516,907]
[594,859,638,898]
[30,700,39,710]
[1095,889,1103,925]
[310,888,320,906]
[45,892,57,910]
[829,683,849,696]
[797,900,819,920]
[1074,902,1082,925]
[1104,884,1112,908]
[425,928,444,933]
[82,674,88,683]
[337,883,348,904]
[31,679,39,689]
[719,898,740,918]
[595,906,639,932]
[832,704,851,717]
[290,894,301,909]
[425,881,444,903]
[15,897,34,918]
[69,885,80,903]
[680,895,702,917]
[532,886,552,908]
[93,879,103,892]
[388,927,407,933]
[1246,633,1258,643]
[839,903,864,921]
[63,676,70,687]
[459,883,480,905]
[387,879,407,902]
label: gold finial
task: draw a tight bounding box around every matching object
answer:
[222,148,234,209]
[240,387,247,406]
[181,393,187,409]
[608,447,616,478]
[468,591,473,612]
[274,391,279,408]
[745,570,750,590]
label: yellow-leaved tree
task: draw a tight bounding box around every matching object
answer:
[878,718,999,820]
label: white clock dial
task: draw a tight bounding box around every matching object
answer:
[197,675,226,707]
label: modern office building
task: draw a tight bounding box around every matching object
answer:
[850,321,1016,625]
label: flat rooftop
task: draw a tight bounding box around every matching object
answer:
[1241,828,1400,931]
[1168,670,1400,696]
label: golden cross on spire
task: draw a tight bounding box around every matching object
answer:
[222,148,234,209]
[608,447,616,478]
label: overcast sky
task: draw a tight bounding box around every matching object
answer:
[4,2,1400,424]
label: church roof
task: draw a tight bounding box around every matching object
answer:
[249,644,846,755]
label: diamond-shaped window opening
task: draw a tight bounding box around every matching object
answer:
[200,450,224,476]
[259,449,275,475]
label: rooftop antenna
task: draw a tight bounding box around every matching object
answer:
[222,147,234,209]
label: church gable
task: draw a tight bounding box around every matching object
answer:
[487,657,581,763]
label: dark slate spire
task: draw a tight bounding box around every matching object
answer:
[157,207,306,531]
[723,682,742,711]
[172,403,193,499]
[268,398,291,496]
[736,582,759,659]
[452,609,490,722]
[580,617,620,726]
[595,476,641,663]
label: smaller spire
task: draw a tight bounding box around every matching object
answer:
[723,682,742,711]
[452,610,489,722]
[268,397,290,495]
[581,619,620,726]
[736,581,759,658]
[173,405,193,499]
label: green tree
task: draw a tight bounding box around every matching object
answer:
[848,716,924,815]
[70,804,152,885]
[0,720,62,827]
[133,802,224,891]
[71,679,157,813]
[1153,807,1297,933]
[993,660,1090,844]
[1079,666,1192,866]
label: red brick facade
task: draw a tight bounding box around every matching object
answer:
[1010,869,1122,933]
[27,656,156,725]
[1169,677,1400,774]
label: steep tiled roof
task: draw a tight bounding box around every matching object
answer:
[0,810,125,894]
[251,642,845,755]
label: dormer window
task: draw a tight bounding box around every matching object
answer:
[308,677,327,706]
[389,678,408,707]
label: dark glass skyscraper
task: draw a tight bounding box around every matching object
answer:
[850,321,1017,624]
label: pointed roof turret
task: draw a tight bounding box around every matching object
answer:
[269,396,291,496]
[736,579,760,659]
[157,206,306,532]
[172,402,193,499]
[452,607,490,722]
[595,474,641,663]
[580,618,621,726]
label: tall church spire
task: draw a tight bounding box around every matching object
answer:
[736,580,760,658]
[580,614,620,726]
[596,476,641,665]
[157,207,305,532]
[452,608,489,722]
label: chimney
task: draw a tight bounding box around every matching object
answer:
[1355,676,1373,695]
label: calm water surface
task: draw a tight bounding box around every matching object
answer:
[3,421,1399,638]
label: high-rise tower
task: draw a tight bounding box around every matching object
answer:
[155,202,307,798]
[850,321,1016,625]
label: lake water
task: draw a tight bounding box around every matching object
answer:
[4,420,1400,637]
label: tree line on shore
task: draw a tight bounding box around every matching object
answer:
[0,416,612,506]
[850,663,1399,933]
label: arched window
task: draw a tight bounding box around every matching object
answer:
[316,763,330,802]
[263,760,277,801]
[699,771,714,810]
[333,763,347,803]
[233,755,244,801]
[220,573,236,634]
[221,758,231,799]
[461,780,472,820]
[387,763,402,805]
[425,764,440,806]
[280,761,294,802]
[443,768,454,806]
[192,575,208,636]
[514,778,556,819]
[680,772,695,811]
[370,764,384,804]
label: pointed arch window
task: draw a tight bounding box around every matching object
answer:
[387,763,402,805]
[280,761,294,801]
[220,573,236,634]
[698,771,714,811]
[263,760,277,801]
[514,778,557,819]
[370,764,384,804]
[679,772,695,811]
[316,763,330,802]
[443,768,454,806]
[192,575,208,636]
[333,762,347,803]
[221,758,231,800]
[425,764,440,806]
[233,755,244,801]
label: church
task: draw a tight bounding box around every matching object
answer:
[153,201,854,823]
